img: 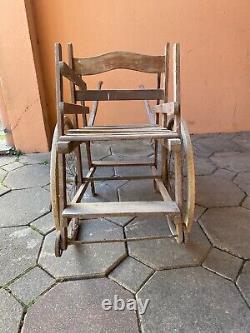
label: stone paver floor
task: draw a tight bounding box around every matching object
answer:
[1,133,250,332]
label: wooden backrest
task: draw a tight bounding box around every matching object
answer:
[72,51,165,76]
[55,42,181,132]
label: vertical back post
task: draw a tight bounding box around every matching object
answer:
[67,43,78,128]
[68,43,83,186]
[161,43,170,185]
[173,43,181,134]
[55,43,67,221]
[55,43,64,135]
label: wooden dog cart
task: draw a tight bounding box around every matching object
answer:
[51,42,195,257]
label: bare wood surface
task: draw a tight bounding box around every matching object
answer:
[69,234,176,245]
[68,43,84,187]
[152,102,179,115]
[82,124,157,129]
[151,167,172,201]
[73,51,165,75]
[181,120,195,232]
[57,141,82,154]
[92,160,154,167]
[55,43,67,222]
[84,174,161,181]
[59,102,89,115]
[173,43,181,135]
[71,167,96,204]
[59,61,86,90]
[50,124,60,230]
[139,84,155,125]
[59,131,180,142]
[67,126,166,133]
[161,43,170,186]
[88,81,103,126]
[76,89,164,101]
[63,201,180,218]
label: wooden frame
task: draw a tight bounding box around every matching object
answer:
[51,42,195,257]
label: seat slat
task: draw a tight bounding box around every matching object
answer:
[59,131,179,142]
[67,126,166,133]
[63,201,180,219]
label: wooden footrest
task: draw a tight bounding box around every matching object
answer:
[62,201,180,219]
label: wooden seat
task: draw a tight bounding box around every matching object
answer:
[59,126,179,142]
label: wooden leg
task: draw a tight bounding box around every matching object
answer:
[153,139,158,192]
[161,145,169,187]
[174,144,183,209]
[85,141,96,196]
[173,141,184,243]
[58,153,68,250]
[174,216,183,244]
[75,145,83,187]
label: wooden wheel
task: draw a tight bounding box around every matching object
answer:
[167,119,195,243]
[50,117,81,255]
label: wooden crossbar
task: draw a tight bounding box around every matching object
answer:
[59,102,89,115]
[63,201,180,219]
[69,234,176,245]
[75,89,164,101]
[92,160,154,167]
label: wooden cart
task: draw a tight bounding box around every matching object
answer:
[51,42,195,257]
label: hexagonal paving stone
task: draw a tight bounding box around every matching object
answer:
[125,217,210,269]
[30,213,55,235]
[211,151,250,172]
[200,207,250,259]
[19,153,50,165]
[194,133,241,154]
[232,131,250,150]
[39,219,126,279]
[83,182,118,203]
[0,188,50,227]
[194,156,216,176]
[118,180,162,202]
[22,279,139,333]
[0,155,17,167]
[0,289,23,333]
[242,196,250,210]
[0,227,43,286]
[0,184,10,197]
[137,267,250,333]
[110,140,153,157]
[81,142,111,162]
[234,172,250,195]
[212,168,236,179]
[115,165,152,177]
[193,141,213,158]
[237,261,250,307]
[194,205,206,221]
[203,247,243,281]
[109,257,153,293]
[9,266,55,305]
[196,175,244,208]
[0,167,7,182]
[105,216,135,227]
[4,164,49,189]
[2,161,23,172]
